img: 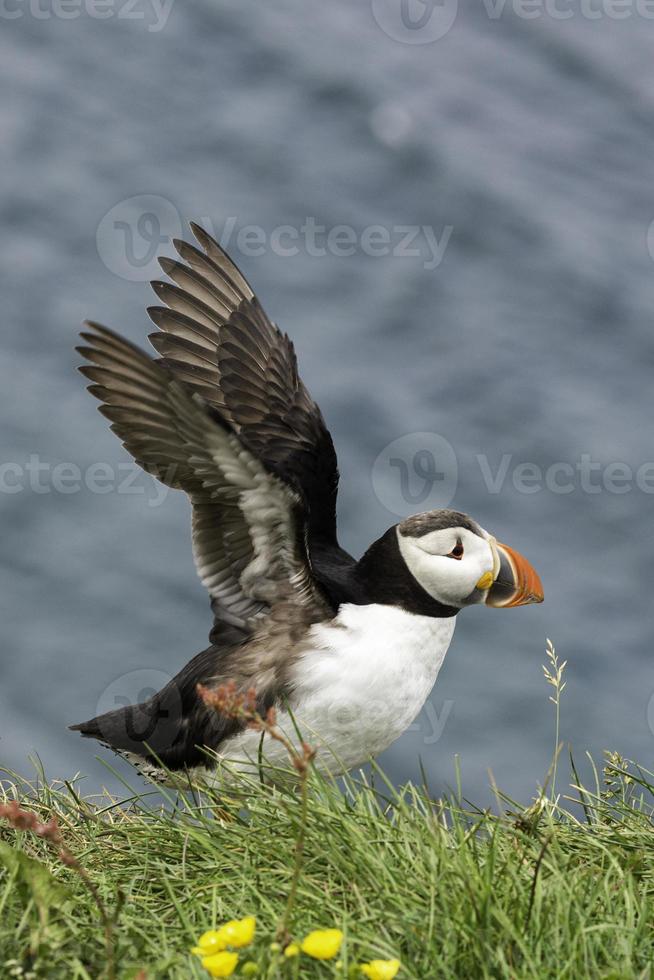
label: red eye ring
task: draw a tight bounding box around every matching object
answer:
[448,541,464,560]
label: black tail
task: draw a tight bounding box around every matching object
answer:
[70,691,191,770]
[70,648,241,772]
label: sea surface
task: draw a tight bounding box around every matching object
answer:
[2,0,654,805]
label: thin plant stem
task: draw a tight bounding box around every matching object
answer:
[197,682,316,946]
[0,801,116,980]
[542,639,566,803]
[276,760,310,944]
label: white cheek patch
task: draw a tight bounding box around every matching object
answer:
[396,527,493,607]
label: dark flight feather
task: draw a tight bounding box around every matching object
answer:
[146,224,340,546]
[72,290,337,771]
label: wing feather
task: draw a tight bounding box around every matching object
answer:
[146,225,340,545]
[78,323,329,630]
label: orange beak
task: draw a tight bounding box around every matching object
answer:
[485,542,544,608]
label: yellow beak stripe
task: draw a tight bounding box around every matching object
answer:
[475,571,494,591]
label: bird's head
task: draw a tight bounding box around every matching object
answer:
[396,509,543,611]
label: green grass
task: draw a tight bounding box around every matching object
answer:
[1,748,654,980]
[1,648,653,978]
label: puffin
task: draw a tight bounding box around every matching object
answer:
[71,223,543,784]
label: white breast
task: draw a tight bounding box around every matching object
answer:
[214,603,456,779]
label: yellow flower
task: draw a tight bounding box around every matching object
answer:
[192,930,227,956]
[218,915,256,949]
[360,959,401,980]
[201,950,239,977]
[300,929,344,960]
[283,943,300,958]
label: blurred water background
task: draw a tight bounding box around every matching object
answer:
[2,0,654,805]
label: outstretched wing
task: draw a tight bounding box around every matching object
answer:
[78,323,331,632]
[147,223,339,546]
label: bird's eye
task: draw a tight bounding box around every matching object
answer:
[448,541,464,560]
